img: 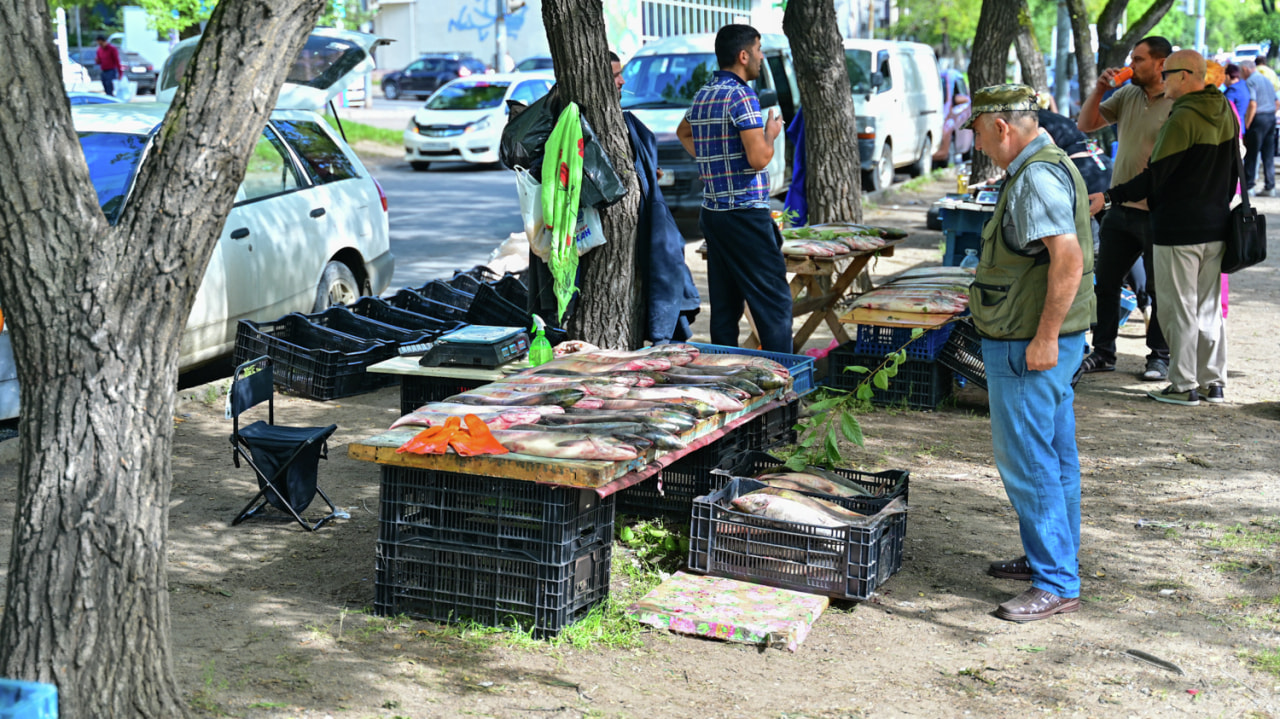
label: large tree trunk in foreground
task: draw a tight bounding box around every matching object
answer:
[1096,0,1177,69]
[969,0,1023,182]
[784,0,863,224]
[542,0,644,350]
[1065,0,1098,107]
[0,0,325,715]
[1015,2,1050,93]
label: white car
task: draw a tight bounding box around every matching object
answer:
[75,28,394,373]
[402,71,554,170]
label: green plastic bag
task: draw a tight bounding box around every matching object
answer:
[540,102,584,324]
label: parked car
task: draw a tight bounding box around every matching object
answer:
[381,54,488,101]
[76,28,394,371]
[514,55,554,72]
[67,91,123,105]
[935,68,972,167]
[403,71,554,170]
[73,47,159,94]
[620,33,799,220]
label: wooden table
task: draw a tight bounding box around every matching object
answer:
[348,386,791,494]
[366,356,520,414]
[698,241,901,353]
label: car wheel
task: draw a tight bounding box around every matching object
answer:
[908,135,932,177]
[383,81,400,101]
[410,161,431,172]
[313,261,361,312]
[868,143,894,192]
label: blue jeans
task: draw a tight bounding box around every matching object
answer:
[101,68,118,97]
[982,333,1086,598]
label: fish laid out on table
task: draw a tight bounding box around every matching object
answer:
[848,287,970,314]
[392,343,790,461]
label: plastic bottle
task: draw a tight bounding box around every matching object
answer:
[960,248,980,270]
[528,314,552,367]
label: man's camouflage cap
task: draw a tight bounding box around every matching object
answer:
[961,84,1051,129]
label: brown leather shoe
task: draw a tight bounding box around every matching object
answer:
[995,587,1080,622]
[987,556,1032,581]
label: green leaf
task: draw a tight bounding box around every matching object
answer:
[873,371,890,390]
[800,431,819,448]
[895,349,908,364]
[844,365,870,374]
[824,431,840,460]
[785,455,808,472]
[1017,645,1047,653]
[856,384,874,400]
[619,526,634,543]
[885,364,898,378]
[808,397,843,413]
[910,327,924,339]
[840,412,865,446]
[645,527,668,539]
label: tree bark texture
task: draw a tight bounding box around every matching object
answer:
[1015,1,1050,93]
[969,0,1022,182]
[1097,0,1178,69]
[1065,0,1098,104]
[0,0,326,716]
[783,0,863,224]
[541,0,644,350]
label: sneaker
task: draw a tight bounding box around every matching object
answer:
[1197,385,1225,404]
[1080,353,1115,374]
[1148,385,1200,406]
[1140,358,1169,382]
[1262,188,1278,198]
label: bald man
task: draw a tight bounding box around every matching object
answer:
[1089,50,1236,406]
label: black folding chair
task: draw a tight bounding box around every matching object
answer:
[229,356,339,531]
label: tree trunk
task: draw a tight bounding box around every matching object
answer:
[1102,0,1179,69]
[1066,0,1098,101]
[1015,0,1050,93]
[969,0,1023,182]
[541,0,644,350]
[784,0,863,224]
[0,0,326,716]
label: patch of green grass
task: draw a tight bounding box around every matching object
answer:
[899,168,948,193]
[189,660,227,714]
[1209,520,1280,550]
[321,114,403,147]
[1142,580,1188,592]
[1241,648,1280,678]
[1164,527,1181,539]
[247,702,290,709]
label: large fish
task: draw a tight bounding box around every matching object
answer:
[498,374,654,388]
[545,410,696,433]
[686,353,789,378]
[560,347,698,366]
[757,472,875,498]
[587,397,720,418]
[446,388,585,407]
[506,421,684,450]
[390,407,544,430]
[488,430,639,461]
[849,287,969,314]
[623,387,745,412]
[655,372,765,396]
[730,493,845,528]
[488,381,631,398]
[748,487,866,522]
[514,357,674,375]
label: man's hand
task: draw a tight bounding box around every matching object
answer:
[764,108,783,142]
[1088,192,1106,215]
[1096,67,1119,91]
[1026,335,1060,371]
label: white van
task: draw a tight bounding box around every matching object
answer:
[620,33,800,221]
[843,40,944,191]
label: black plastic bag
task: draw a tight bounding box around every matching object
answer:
[499,87,627,210]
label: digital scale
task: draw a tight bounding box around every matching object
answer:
[408,325,530,368]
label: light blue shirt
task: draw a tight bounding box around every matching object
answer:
[1246,71,1277,115]
[1000,133,1078,254]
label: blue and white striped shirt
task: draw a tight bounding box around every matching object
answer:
[685,71,769,211]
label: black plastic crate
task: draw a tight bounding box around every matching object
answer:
[736,399,800,451]
[233,316,396,401]
[415,279,476,311]
[346,296,464,338]
[687,477,907,600]
[490,274,530,308]
[714,449,909,504]
[937,317,987,390]
[826,345,952,410]
[374,538,611,638]
[853,323,955,361]
[304,306,433,346]
[464,283,531,329]
[388,288,469,323]
[378,467,616,565]
[616,433,745,520]
[446,271,484,296]
[399,375,494,414]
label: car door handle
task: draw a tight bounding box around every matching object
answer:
[920,109,937,115]
[230,228,250,239]
[310,208,326,218]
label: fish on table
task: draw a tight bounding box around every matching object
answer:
[487,429,640,461]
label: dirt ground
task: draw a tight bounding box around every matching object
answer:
[3,174,1280,719]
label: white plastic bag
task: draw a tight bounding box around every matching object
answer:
[516,165,608,260]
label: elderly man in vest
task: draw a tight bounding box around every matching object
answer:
[965,85,1096,622]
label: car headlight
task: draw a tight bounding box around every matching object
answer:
[465,116,492,134]
[407,118,418,134]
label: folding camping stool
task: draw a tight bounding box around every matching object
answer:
[228,356,340,531]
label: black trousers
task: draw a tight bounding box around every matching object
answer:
[1091,206,1168,364]
[699,207,794,354]
[1244,112,1277,192]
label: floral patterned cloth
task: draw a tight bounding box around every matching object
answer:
[626,571,828,652]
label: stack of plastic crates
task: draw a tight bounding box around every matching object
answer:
[826,323,955,410]
[233,315,397,401]
[374,468,615,637]
[689,451,910,600]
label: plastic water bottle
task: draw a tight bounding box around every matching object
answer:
[528,314,553,367]
[960,248,980,269]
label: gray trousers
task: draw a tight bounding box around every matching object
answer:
[1153,242,1228,392]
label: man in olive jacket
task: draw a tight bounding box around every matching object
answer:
[966,85,1095,622]
[1090,50,1234,406]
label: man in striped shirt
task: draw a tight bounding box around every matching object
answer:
[676,24,791,353]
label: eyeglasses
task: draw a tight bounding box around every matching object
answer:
[1161,68,1194,80]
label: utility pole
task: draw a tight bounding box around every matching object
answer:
[495,0,507,72]
[1054,0,1070,114]
[1195,0,1207,55]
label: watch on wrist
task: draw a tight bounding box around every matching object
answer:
[1102,192,1113,210]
